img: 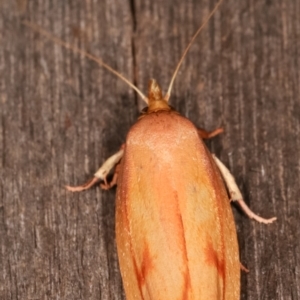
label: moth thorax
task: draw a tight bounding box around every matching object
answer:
[147,79,171,113]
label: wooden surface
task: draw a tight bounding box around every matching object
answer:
[0,0,299,299]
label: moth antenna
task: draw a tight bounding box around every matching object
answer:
[22,21,148,104]
[165,0,223,102]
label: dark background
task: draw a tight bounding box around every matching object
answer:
[1,0,299,299]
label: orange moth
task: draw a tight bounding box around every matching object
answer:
[24,0,276,298]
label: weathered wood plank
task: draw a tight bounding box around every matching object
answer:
[0,0,299,299]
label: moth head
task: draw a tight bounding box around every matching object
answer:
[146,79,171,113]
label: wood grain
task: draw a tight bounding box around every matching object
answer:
[0,0,299,299]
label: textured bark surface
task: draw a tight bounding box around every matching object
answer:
[0,0,299,299]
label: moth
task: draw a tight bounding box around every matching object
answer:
[24,0,276,298]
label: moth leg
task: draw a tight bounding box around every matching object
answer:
[100,163,121,190]
[66,146,124,192]
[197,127,224,139]
[212,154,277,224]
[240,263,249,273]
